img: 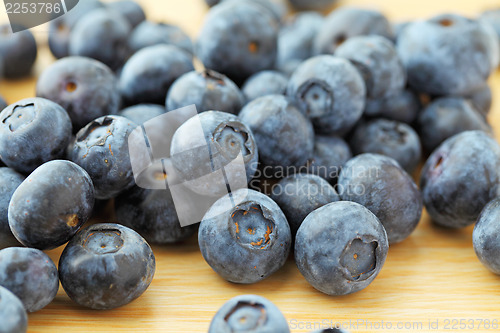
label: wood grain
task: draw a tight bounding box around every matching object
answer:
[1,0,500,332]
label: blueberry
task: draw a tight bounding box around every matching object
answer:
[335,35,406,99]
[115,169,198,244]
[295,201,389,295]
[420,131,500,228]
[463,83,492,117]
[364,89,421,124]
[0,96,7,111]
[48,0,105,59]
[8,160,94,250]
[0,24,37,79]
[0,97,72,174]
[170,111,258,197]
[349,119,422,174]
[276,12,324,75]
[71,115,136,200]
[199,189,291,284]
[0,247,59,312]
[69,8,131,71]
[36,56,120,132]
[209,294,290,333]
[118,104,166,125]
[129,21,194,55]
[120,45,194,106]
[287,56,366,136]
[473,198,500,275]
[479,9,500,44]
[338,154,422,244]
[59,223,155,310]
[0,168,24,248]
[242,70,288,102]
[255,0,290,21]
[271,174,340,237]
[0,286,27,333]
[205,0,286,21]
[314,7,392,55]
[392,21,411,44]
[106,0,146,28]
[166,70,244,114]
[239,95,314,171]
[417,97,491,153]
[65,135,76,160]
[289,0,336,11]
[307,135,352,183]
[397,14,499,95]
[311,329,350,333]
[196,0,279,85]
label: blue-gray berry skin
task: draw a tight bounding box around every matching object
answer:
[209,294,290,333]
[479,9,500,44]
[239,95,314,170]
[473,198,500,275]
[48,0,104,59]
[0,168,24,248]
[69,8,132,71]
[36,56,120,132]
[120,45,194,106]
[392,21,410,44]
[338,154,422,244]
[242,71,288,102]
[118,104,165,126]
[115,178,197,244]
[350,119,422,174]
[196,1,279,85]
[166,70,244,114]
[241,0,289,21]
[0,247,59,312]
[271,174,340,237]
[199,189,291,284]
[287,55,366,136]
[71,116,136,200]
[314,7,393,55]
[129,21,193,55]
[0,24,37,79]
[171,111,258,197]
[205,0,286,22]
[65,135,76,161]
[420,131,500,228]
[364,89,421,124]
[277,12,324,75]
[311,329,350,333]
[106,0,145,28]
[0,286,27,333]
[289,0,336,11]
[463,83,492,117]
[307,136,352,183]
[0,98,72,174]
[417,97,491,153]
[295,201,389,296]
[397,14,499,96]
[0,96,7,111]
[335,35,405,99]
[59,223,155,310]
[8,160,95,250]
[205,0,220,6]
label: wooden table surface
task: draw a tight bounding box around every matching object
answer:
[1,0,500,332]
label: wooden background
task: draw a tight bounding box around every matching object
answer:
[1,0,500,332]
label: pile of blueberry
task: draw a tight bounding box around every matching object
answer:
[1,0,500,331]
